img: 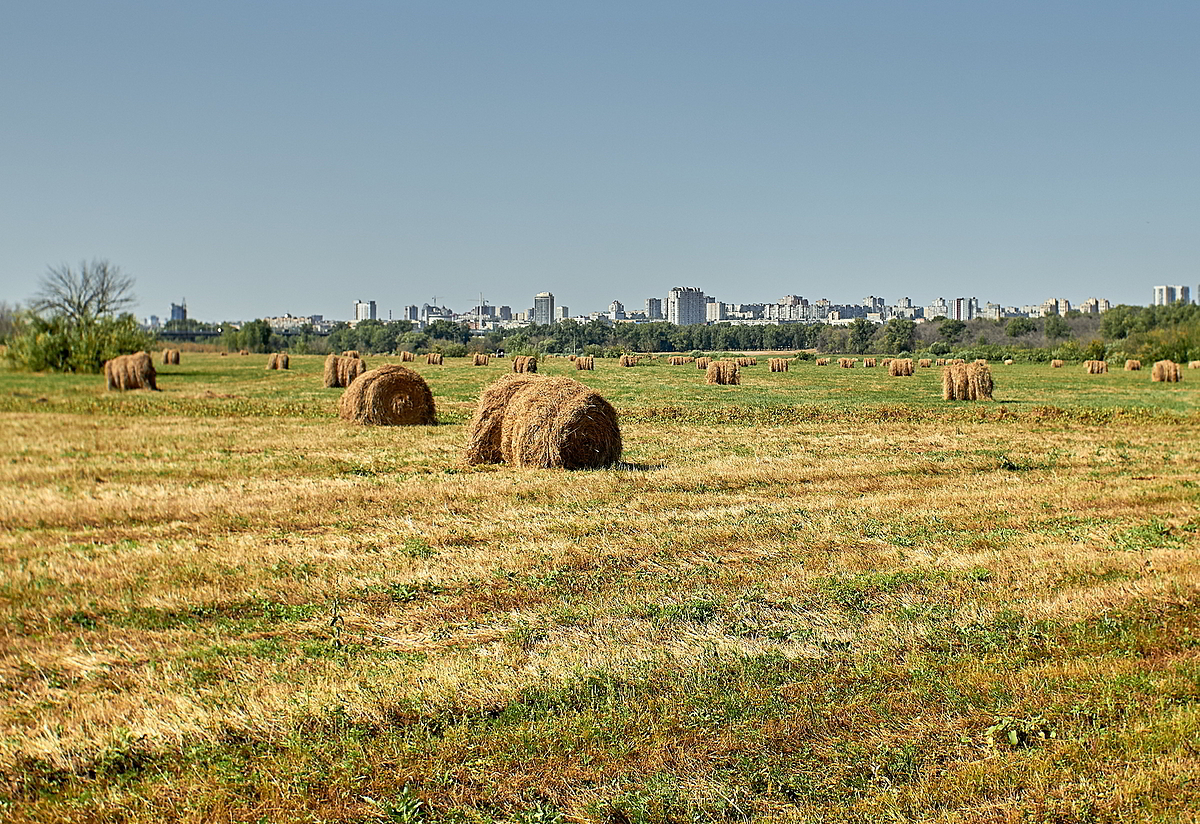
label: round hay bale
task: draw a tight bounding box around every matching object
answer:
[1151,360,1181,383]
[1051,359,1064,368]
[619,354,637,367]
[473,353,490,366]
[427,352,444,365]
[575,355,595,371]
[339,357,367,387]
[104,352,158,391]
[278,352,289,370]
[1125,359,1141,371]
[918,358,932,368]
[499,376,621,469]
[267,353,279,370]
[705,360,740,385]
[338,364,436,426]
[816,357,829,366]
[400,350,416,362]
[324,354,343,387]
[342,350,360,358]
[465,374,542,464]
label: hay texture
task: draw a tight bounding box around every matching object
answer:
[161,349,180,365]
[816,358,830,366]
[512,356,538,373]
[918,359,932,368]
[342,350,360,358]
[695,357,711,370]
[838,358,855,368]
[1151,360,1181,383]
[1125,359,1142,371]
[323,354,343,387]
[473,354,490,366]
[337,364,436,426]
[1003,359,1014,365]
[339,357,367,387]
[705,360,740,385]
[398,350,415,362]
[1051,359,1064,368]
[1189,361,1200,369]
[1084,360,1109,374]
[667,356,693,365]
[426,353,444,365]
[942,362,992,401]
[734,357,756,367]
[935,359,946,366]
[888,358,914,377]
[465,374,621,469]
[863,358,877,368]
[575,356,595,371]
[104,352,158,391]
[769,358,789,372]
[239,349,249,356]
[267,353,279,370]
[619,354,638,367]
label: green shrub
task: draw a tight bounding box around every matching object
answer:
[3,312,156,373]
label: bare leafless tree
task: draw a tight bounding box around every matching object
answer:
[32,260,136,322]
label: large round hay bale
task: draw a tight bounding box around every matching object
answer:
[465,374,541,464]
[496,376,621,469]
[104,352,158,391]
[337,364,436,426]
[324,354,343,387]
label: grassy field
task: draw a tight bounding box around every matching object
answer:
[2,353,1199,823]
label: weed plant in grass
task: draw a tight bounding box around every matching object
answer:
[1,355,1199,821]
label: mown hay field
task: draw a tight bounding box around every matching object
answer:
[2,354,1199,822]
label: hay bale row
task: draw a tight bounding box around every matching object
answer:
[769,358,789,372]
[161,349,181,365]
[838,358,855,368]
[1051,359,1064,368]
[575,356,595,371]
[619,354,638,367]
[1151,360,1181,383]
[935,359,946,366]
[696,357,712,370]
[398,350,415,362]
[918,359,932,368]
[705,360,740,385]
[1084,360,1108,374]
[338,364,435,426]
[473,353,490,366]
[816,358,830,366]
[266,352,290,370]
[512,355,537,373]
[947,358,965,365]
[863,358,877,368]
[342,350,360,358]
[1125,359,1141,371]
[667,356,693,365]
[104,352,158,391]
[427,353,444,365]
[734,357,756,367]
[941,361,993,401]
[888,358,914,377]
[465,374,621,469]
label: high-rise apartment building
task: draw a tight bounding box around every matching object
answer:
[532,292,555,325]
[1153,285,1190,306]
[354,300,376,322]
[666,287,706,326]
[170,301,187,322]
[645,297,663,320]
[1079,297,1111,314]
[608,300,625,319]
[556,306,569,320]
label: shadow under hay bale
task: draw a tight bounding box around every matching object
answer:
[705,360,740,385]
[338,364,436,425]
[1151,360,1181,383]
[104,352,158,391]
[465,374,621,469]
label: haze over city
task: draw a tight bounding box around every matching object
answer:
[2,2,1196,321]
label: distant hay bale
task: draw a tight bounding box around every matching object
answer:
[473,353,490,366]
[104,352,158,391]
[161,349,180,365]
[667,356,694,365]
[337,364,436,426]
[935,358,946,366]
[338,357,367,387]
[696,357,711,369]
[619,354,638,367]
[220,351,228,356]
[323,354,343,387]
[1003,358,1014,365]
[918,359,932,368]
[575,355,595,371]
[947,358,965,365]
[967,362,994,399]
[838,358,855,368]
[734,357,755,367]
[941,363,967,400]
[466,374,621,469]
[1151,360,1181,382]
[942,362,991,400]
[1125,359,1141,371]
[342,350,360,358]
[881,358,892,366]
[278,352,289,370]
[769,358,789,372]
[399,350,416,362]
[239,349,249,356]
[267,353,279,370]
[426,353,444,365]
[512,355,538,373]
[888,358,914,377]
[816,357,830,366]
[863,358,877,367]
[705,360,740,385]
[975,359,988,365]
[1051,359,1064,368]
[1189,361,1200,369]
[1084,360,1108,374]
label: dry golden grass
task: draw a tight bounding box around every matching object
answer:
[2,355,1200,822]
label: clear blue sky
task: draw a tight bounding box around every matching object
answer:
[1,1,1196,321]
